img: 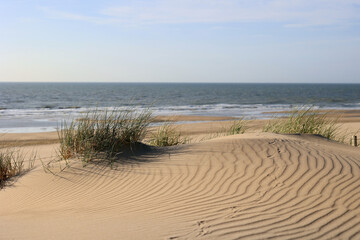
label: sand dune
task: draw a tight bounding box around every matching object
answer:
[0,132,360,239]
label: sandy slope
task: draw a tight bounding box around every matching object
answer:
[1,132,360,240]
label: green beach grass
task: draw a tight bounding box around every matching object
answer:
[0,147,35,188]
[149,124,189,147]
[263,107,340,140]
[57,108,152,163]
[227,118,247,135]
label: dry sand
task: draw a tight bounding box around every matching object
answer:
[0,113,360,239]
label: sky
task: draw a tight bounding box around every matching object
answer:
[0,0,360,83]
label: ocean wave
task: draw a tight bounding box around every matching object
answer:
[2,103,360,119]
[1,103,360,133]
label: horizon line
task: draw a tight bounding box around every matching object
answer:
[0,81,359,84]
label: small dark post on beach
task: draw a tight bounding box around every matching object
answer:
[353,135,358,147]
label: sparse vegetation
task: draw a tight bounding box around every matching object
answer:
[149,124,189,147]
[228,118,247,135]
[57,108,152,163]
[263,107,340,140]
[199,118,247,142]
[0,148,35,188]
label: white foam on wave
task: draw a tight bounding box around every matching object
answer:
[1,104,360,133]
[0,126,57,133]
[151,103,295,118]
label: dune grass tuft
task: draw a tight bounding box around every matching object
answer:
[57,108,152,163]
[0,148,35,188]
[228,118,247,135]
[199,118,247,142]
[263,107,339,140]
[149,124,189,147]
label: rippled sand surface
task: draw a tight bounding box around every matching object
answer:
[1,131,359,239]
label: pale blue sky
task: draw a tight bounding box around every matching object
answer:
[1,0,360,83]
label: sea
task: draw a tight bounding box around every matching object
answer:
[0,82,359,133]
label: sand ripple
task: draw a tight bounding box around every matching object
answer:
[0,133,359,239]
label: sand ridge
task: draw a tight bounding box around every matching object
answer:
[0,132,359,239]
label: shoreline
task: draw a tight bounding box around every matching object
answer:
[2,101,360,133]
[1,109,359,146]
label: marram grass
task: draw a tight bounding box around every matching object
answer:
[263,107,339,140]
[227,118,247,135]
[0,148,35,188]
[57,108,152,163]
[149,124,189,147]
[199,118,247,142]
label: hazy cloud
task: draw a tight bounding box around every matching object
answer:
[38,7,118,24]
[40,0,360,27]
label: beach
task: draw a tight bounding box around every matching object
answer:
[0,111,359,239]
[2,0,360,237]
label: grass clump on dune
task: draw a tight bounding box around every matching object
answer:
[0,148,35,188]
[199,118,247,142]
[263,107,339,140]
[227,118,247,135]
[149,124,189,147]
[58,108,152,163]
